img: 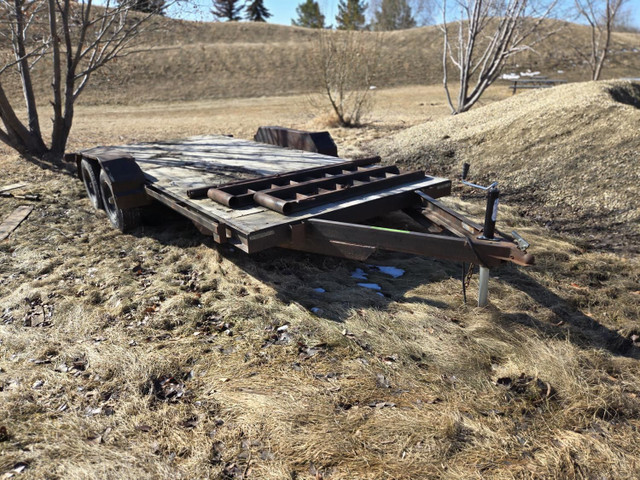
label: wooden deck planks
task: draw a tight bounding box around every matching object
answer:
[0,206,33,241]
[83,135,348,194]
[81,135,450,236]
[149,170,449,235]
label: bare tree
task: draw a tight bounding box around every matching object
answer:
[441,0,558,114]
[123,0,167,15]
[0,0,168,161]
[574,0,626,80]
[612,4,639,32]
[313,30,382,126]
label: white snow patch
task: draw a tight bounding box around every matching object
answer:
[520,70,541,77]
[501,73,520,80]
[375,266,405,278]
[351,268,368,280]
[357,283,382,291]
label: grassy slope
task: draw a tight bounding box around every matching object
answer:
[375,81,640,252]
[71,22,640,104]
[1,19,639,105]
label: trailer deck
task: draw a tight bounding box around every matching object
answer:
[80,135,451,253]
[73,131,533,306]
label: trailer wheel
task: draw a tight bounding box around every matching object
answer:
[99,169,141,232]
[80,158,103,210]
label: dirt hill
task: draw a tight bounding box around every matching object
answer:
[375,80,640,252]
[1,18,639,105]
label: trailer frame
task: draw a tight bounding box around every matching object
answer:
[70,129,533,306]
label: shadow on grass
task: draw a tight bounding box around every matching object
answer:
[133,204,637,359]
[497,265,638,359]
[134,204,457,318]
[19,152,78,177]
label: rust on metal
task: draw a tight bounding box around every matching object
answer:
[254,126,338,157]
[76,134,533,284]
[253,169,426,214]
[204,158,427,215]
[189,157,381,201]
[284,218,533,267]
[413,193,483,237]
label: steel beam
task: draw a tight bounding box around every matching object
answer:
[301,219,494,265]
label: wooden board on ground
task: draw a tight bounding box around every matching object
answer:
[0,183,28,194]
[0,206,33,241]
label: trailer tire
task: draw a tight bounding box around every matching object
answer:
[99,169,141,232]
[80,158,103,210]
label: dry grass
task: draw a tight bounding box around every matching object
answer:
[1,82,640,479]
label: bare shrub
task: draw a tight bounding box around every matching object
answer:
[311,29,382,127]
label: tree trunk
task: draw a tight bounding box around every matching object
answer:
[49,0,76,159]
[48,0,65,157]
[0,84,48,156]
[0,0,163,161]
[13,0,44,140]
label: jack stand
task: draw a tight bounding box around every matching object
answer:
[478,266,490,307]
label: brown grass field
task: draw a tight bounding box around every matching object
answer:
[1,20,640,480]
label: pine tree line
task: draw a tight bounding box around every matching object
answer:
[293,0,420,31]
[210,0,422,30]
[211,0,272,22]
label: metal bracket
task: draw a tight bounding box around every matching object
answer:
[511,230,530,252]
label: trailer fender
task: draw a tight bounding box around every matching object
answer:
[77,152,151,210]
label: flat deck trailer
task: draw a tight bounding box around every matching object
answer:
[70,129,533,306]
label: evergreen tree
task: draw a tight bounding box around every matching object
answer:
[245,0,272,22]
[212,0,243,21]
[121,0,166,15]
[373,0,416,30]
[336,0,368,30]
[292,0,325,28]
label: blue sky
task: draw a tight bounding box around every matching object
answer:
[176,0,640,29]
[270,1,339,25]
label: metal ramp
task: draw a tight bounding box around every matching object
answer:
[200,158,425,215]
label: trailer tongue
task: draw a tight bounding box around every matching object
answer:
[70,129,533,306]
